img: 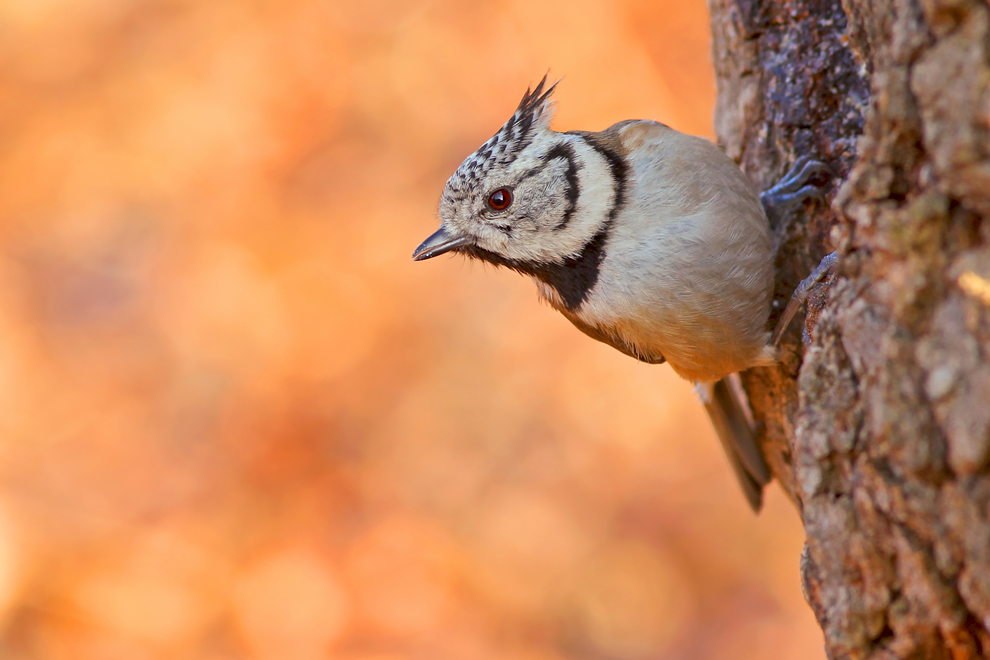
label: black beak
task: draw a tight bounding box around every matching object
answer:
[412,227,470,261]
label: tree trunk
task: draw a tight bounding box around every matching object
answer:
[708,0,990,657]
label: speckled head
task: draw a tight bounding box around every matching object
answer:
[413,75,629,314]
[442,75,558,204]
[412,75,569,265]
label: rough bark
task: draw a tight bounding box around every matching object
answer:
[709,0,990,658]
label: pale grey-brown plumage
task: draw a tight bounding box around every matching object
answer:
[414,76,830,511]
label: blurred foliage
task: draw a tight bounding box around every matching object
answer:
[0,0,824,658]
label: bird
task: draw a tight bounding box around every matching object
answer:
[413,75,832,511]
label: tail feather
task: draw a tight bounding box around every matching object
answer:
[697,378,771,512]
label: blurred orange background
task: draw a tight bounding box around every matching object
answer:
[0,1,825,658]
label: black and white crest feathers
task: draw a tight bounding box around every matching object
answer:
[437,76,627,311]
[446,75,559,196]
[492,74,558,158]
[513,74,559,132]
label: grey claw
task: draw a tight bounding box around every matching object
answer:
[761,157,834,223]
[771,251,839,347]
[763,184,825,210]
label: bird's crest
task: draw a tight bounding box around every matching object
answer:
[495,74,558,151]
[446,75,560,194]
[512,74,559,132]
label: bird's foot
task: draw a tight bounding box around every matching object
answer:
[771,251,838,347]
[760,156,833,227]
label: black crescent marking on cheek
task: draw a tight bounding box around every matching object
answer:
[460,135,628,311]
[567,131,628,224]
[540,144,580,231]
[501,145,580,229]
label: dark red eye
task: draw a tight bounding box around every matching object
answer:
[488,188,512,211]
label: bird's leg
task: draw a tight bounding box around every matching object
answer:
[771,251,838,347]
[760,156,832,227]
[696,159,836,512]
[760,157,838,346]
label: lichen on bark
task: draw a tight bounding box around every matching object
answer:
[709,0,990,657]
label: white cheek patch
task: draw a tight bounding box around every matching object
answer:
[523,136,617,263]
[436,131,620,274]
